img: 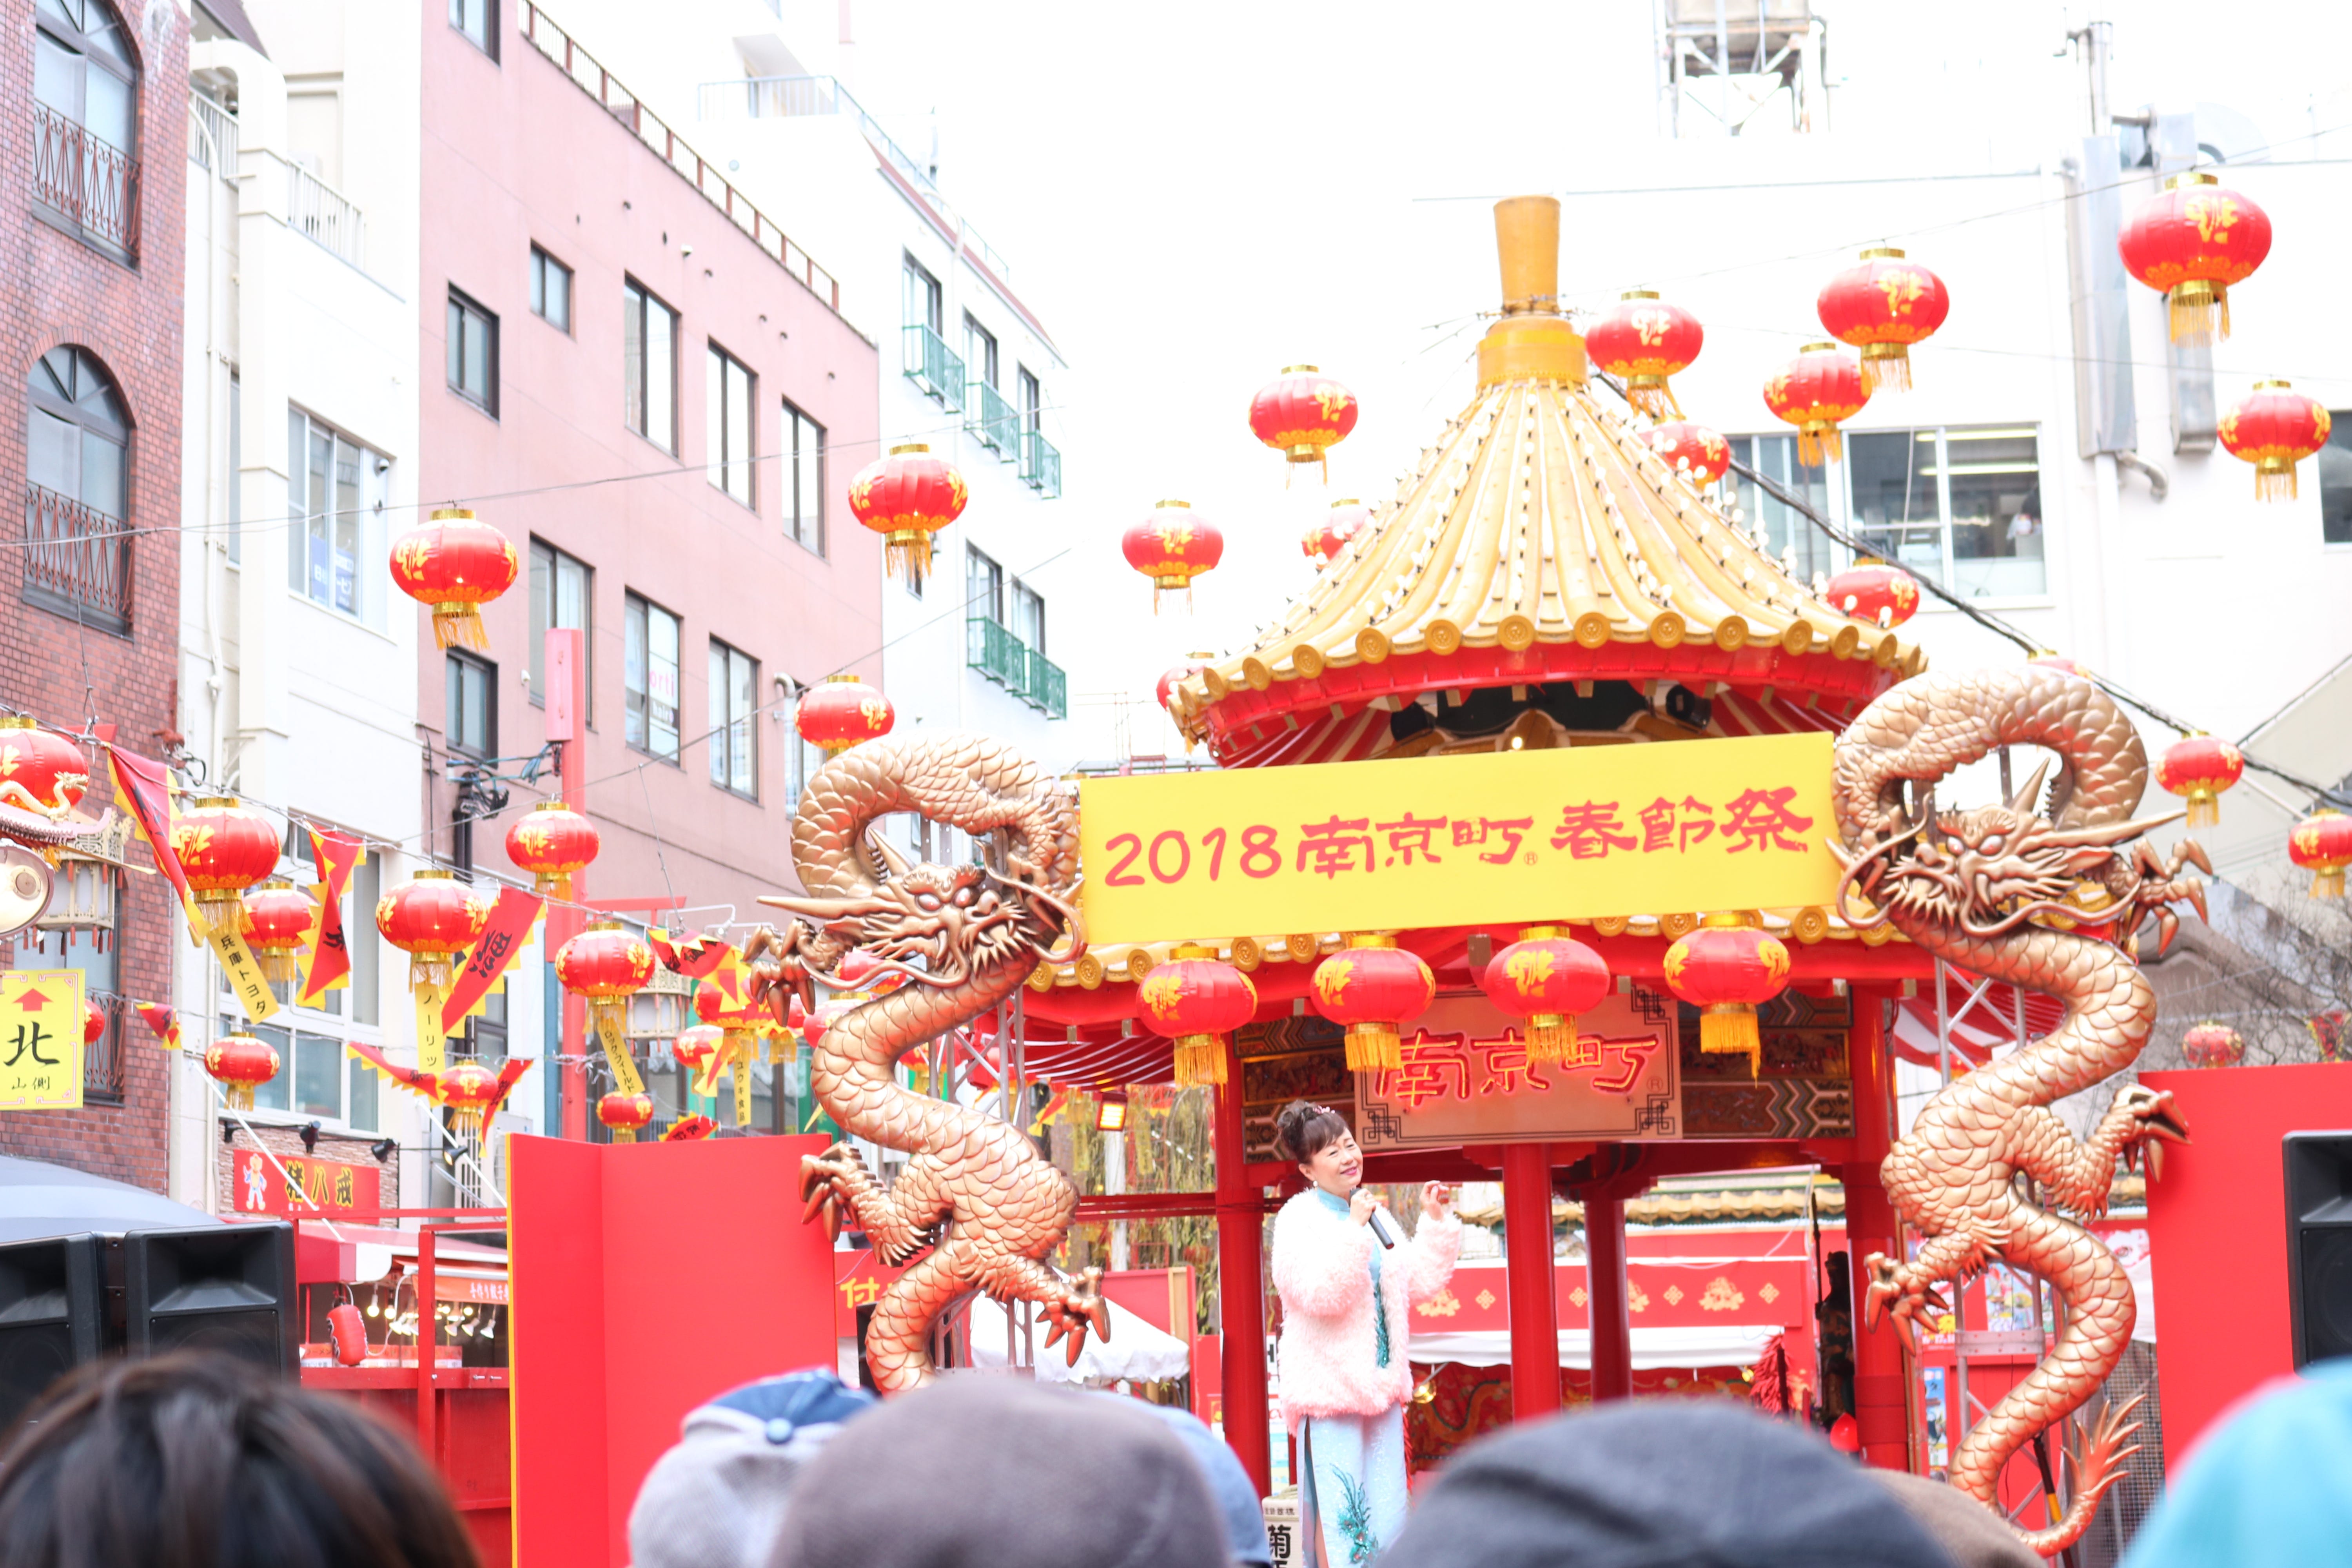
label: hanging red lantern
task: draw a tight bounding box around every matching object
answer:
[1249,366,1357,482]
[1138,943,1258,1087]
[0,717,89,818]
[1302,499,1373,565]
[1762,344,1869,466]
[1480,926,1611,1068]
[2119,171,2272,345]
[82,996,105,1047]
[2156,734,2245,830]
[241,881,316,987]
[796,674,895,755]
[848,442,966,588]
[1815,248,1950,394]
[672,1023,725,1091]
[694,975,771,1076]
[1643,421,1731,488]
[205,1032,279,1111]
[2181,1022,2243,1069]
[437,1060,508,1143]
[1585,290,1704,417]
[598,1090,655,1142]
[2289,811,2352,900]
[390,508,520,652]
[505,801,599,900]
[2219,381,2330,503]
[1123,501,1223,612]
[1822,563,1921,629]
[555,920,655,1035]
[1662,911,1792,1075]
[376,870,492,992]
[170,798,283,943]
[1311,934,1435,1073]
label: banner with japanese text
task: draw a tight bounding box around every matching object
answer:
[229,1149,373,1215]
[0,970,83,1110]
[1076,732,1838,945]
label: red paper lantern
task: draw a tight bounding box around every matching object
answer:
[1822,563,1921,629]
[2119,171,2272,345]
[2181,1022,2243,1069]
[1138,943,1258,1087]
[848,442,966,587]
[796,675,895,756]
[171,797,283,942]
[1762,344,1869,466]
[0,717,89,818]
[390,508,520,652]
[672,1023,724,1085]
[555,920,655,1034]
[2289,811,2352,900]
[2219,381,2331,503]
[1662,911,1792,1075]
[598,1090,655,1142]
[1585,290,1703,417]
[1303,499,1372,565]
[82,996,105,1047]
[1123,501,1224,612]
[1643,421,1731,488]
[205,1032,279,1111]
[1480,926,1611,1068]
[376,869,492,992]
[1249,366,1357,481]
[1815,248,1950,394]
[505,801,599,900]
[438,1060,506,1143]
[1311,934,1435,1073]
[2156,734,2245,830]
[241,881,316,987]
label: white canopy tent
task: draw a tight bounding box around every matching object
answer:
[1409,1323,1781,1369]
[967,1292,1193,1385]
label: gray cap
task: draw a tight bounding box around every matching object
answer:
[1866,1471,2039,1568]
[629,1370,876,1568]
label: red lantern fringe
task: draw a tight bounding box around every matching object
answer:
[1344,1023,1402,1074]
[430,603,490,652]
[1524,1013,1590,1069]
[1699,1002,1762,1077]
[1174,1033,1228,1087]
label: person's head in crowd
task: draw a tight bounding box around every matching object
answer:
[0,1350,479,1568]
[1089,1392,1271,1567]
[773,1374,1229,1568]
[1383,1399,1959,1568]
[1867,1470,2038,1568]
[2120,1359,2352,1566]
[630,1369,877,1568]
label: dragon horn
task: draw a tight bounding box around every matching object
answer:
[2007,756,2054,816]
[865,826,915,880]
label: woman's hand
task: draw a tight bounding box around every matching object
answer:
[1350,1189,1384,1228]
[1421,1181,1454,1220]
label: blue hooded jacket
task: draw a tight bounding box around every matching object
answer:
[2122,1357,2352,1566]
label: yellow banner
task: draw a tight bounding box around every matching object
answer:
[0,970,84,1110]
[414,989,446,1075]
[1076,731,1840,946]
[595,1011,645,1096]
[732,1043,753,1129]
[210,925,280,1024]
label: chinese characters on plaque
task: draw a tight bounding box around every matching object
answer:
[0,970,83,1111]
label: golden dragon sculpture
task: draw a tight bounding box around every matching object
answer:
[1831,663,2206,1557]
[744,731,1109,1393]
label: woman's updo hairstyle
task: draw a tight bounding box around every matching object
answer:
[1272,1099,1351,1164]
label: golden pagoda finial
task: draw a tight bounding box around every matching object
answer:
[1478,196,1585,390]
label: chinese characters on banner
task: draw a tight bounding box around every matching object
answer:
[0,970,83,1110]
[1353,991,1680,1151]
[231,1150,372,1215]
[1076,733,1838,945]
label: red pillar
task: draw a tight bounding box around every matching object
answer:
[545,628,588,1140]
[1213,1037,1270,1495]
[1584,1181,1633,1402]
[1844,985,1913,1471]
[1501,1142,1561,1420]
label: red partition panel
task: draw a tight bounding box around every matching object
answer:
[510,1134,836,1568]
[2140,1063,2352,1470]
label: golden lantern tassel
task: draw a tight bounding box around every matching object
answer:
[2167,280,2225,347]
[1345,1023,1401,1074]
[1860,345,1913,395]
[2256,460,2297,504]
[2185,792,2220,831]
[196,892,247,946]
[885,532,933,588]
[611,1127,637,1144]
[1626,379,1672,420]
[1525,1014,1581,1069]
[2314,866,2347,901]
[409,951,457,993]
[224,1081,256,1112]
[432,603,490,652]
[1173,1033,1227,1087]
[450,1103,487,1144]
[1699,1002,1762,1078]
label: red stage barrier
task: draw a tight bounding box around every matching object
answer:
[2140,1062,2352,1470]
[508,1134,837,1568]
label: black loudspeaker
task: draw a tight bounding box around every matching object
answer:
[0,1234,104,1437]
[124,1223,298,1374]
[2285,1132,2352,1369]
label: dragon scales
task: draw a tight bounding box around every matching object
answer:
[1831,664,2206,1556]
[744,731,1109,1393]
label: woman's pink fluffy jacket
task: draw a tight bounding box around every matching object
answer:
[1272,1191,1462,1432]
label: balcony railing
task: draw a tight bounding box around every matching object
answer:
[905,325,964,411]
[83,991,126,1104]
[33,102,140,259]
[24,486,131,633]
[1024,646,1068,719]
[1020,429,1062,499]
[967,618,1067,719]
[968,381,1018,457]
[189,91,238,175]
[287,162,367,271]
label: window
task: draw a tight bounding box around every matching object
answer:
[709,640,757,797]
[527,539,592,713]
[1848,426,2044,598]
[966,546,1004,624]
[784,719,827,811]
[783,400,826,554]
[1018,367,1042,433]
[449,0,496,57]
[24,346,131,632]
[2322,412,2352,546]
[904,257,942,334]
[964,315,998,389]
[624,593,681,760]
[624,279,677,451]
[529,245,571,332]
[446,652,495,758]
[33,0,138,258]
[1719,434,1834,587]
[1011,582,1045,655]
[706,345,755,506]
[17,860,123,1103]
[446,289,497,414]
[285,410,389,624]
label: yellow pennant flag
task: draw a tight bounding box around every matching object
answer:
[211,924,279,1024]
[415,989,446,1075]
[594,1009,644,1096]
[732,1042,753,1129]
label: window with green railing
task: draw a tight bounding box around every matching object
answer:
[903,324,964,412]
[968,380,1018,458]
[965,617,1065,718]
[1024,645,1067,719]
[1020,428,1061,498]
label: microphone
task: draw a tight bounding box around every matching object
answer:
[1366,1206,1398,1249]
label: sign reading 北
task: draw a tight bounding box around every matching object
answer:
[1076,732,1839,946]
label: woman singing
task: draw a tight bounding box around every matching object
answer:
[1270,1100,1461,1565]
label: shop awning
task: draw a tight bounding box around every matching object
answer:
[967,1292,1192,1385]
[1410,1323,1780,1370]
